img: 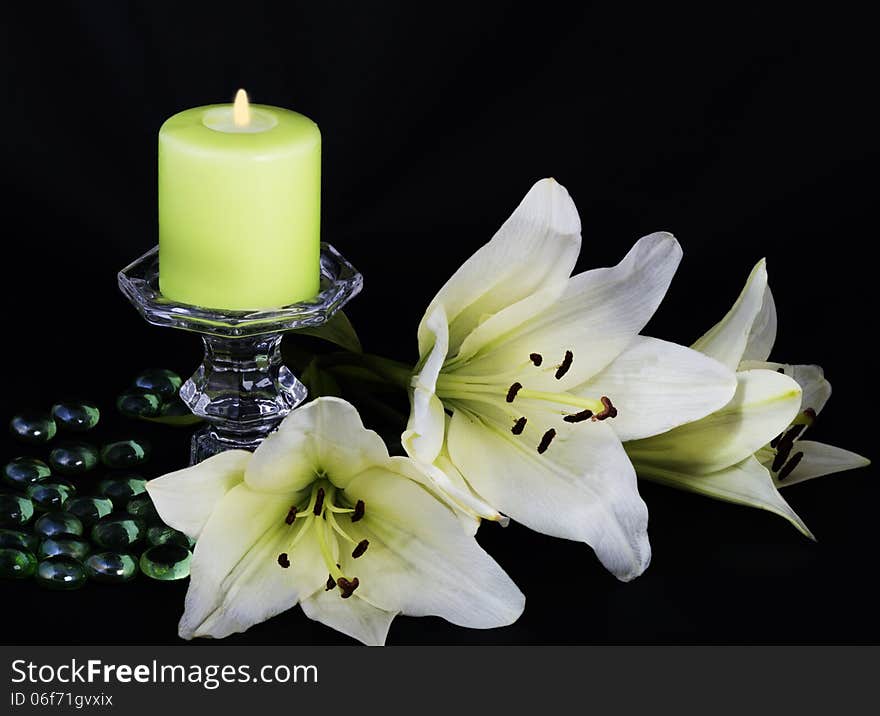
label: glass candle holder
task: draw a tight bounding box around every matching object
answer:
[118,244,362,463]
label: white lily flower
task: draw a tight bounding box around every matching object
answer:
[146,397,524,645]
[402,178,737,581]
[626,260,869,536]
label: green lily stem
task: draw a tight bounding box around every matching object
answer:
[319,352,414,390]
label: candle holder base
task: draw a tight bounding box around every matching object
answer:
[118,244,362,464]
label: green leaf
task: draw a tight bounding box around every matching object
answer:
[292,311,362,353]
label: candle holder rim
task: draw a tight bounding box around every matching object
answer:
[118,243,362,338]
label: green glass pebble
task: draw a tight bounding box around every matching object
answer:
[48,442,99,475]
[0,547,38,579]
[139,544,191,581]
[126,494,159,522]
[38,533,91,561]
[33,511,84,538]
[26,480,77,512]
[134,369,183,400]
[62,495,114,526]
[98,476,147,507]
[51,401,100,432]
[0,493,35,528]
[146,524,193,549]
[3,457,52,488]
[35,556,86,590]
[100,439,150,469]
[116,391,162,418]
[9,411,57,444]
[91,513,145,550]
[85,551,138,583]
[0,528,40,552]
[160,398,191,417]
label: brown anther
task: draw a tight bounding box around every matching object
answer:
[325,575,336,591]
[777,367,785,373]
[785,424,806,442]
[284,506,298,525]
[777,451,804,482]
[530,353,543,366]
[506,382,523,403]
[554,350,574,380]
[511,417,528,435]
[803,408,817,424]
[277,553,290,569]
[337,577,360,599]
[352,539,369,559]
[770,433,783,449]
[564,409,594,423]
[351,500,365,523]
[313,487,325,515]
[595,396,618,420]
[771,439,794,472]
[537,428,557,454]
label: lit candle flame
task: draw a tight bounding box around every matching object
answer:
[233,89,251,127]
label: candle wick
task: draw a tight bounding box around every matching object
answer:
[233,89,251,127]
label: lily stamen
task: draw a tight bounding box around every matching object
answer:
[537,429,556,454]
[351,500,366,522]
[352,539,369,559]
[326,510,357,544]
[554,350,574,380]
[313,487,326,515]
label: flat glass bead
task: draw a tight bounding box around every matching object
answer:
[91,513,145,550]
[0,493,35,528]
[33,511,84,538]
[139,544,191,581]
[100,439,150,469]
[126,494,159,522]
[38,533,91,560]
[9,411,57,444]
[134,369,183,400]
[51,401,100,432]
[0,547,38,579]
[116,391,162,418]
[160,398,191,417]
[0,528,40,552]
[26,480,77,512]
[98,476,147,507]
[3,457,52,488]
[84,551,138,583]
[146,525,193,549]
[35,556,86,590]
[62,496,114,526]
[48,442,99,475]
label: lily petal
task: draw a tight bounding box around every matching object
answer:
[774,440,870,487]
[577,336,737,442]
[636,455,814,539]
[461,232,682,390]
[692,259,768,370]
[180,483,326,639]
[403,306,449,465]
[146,450,250,540]
[742,284,777,362]
[625,369,802,474]
[419,178,581,357]
[247,397,389,492]
[300,589,397,646]
[447,406,650,581]
[340,466,525,628]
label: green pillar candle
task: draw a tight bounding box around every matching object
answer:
[159,90,321,310]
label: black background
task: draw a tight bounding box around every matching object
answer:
[1,3,877,644]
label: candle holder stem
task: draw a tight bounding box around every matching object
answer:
[182,334,307,462]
